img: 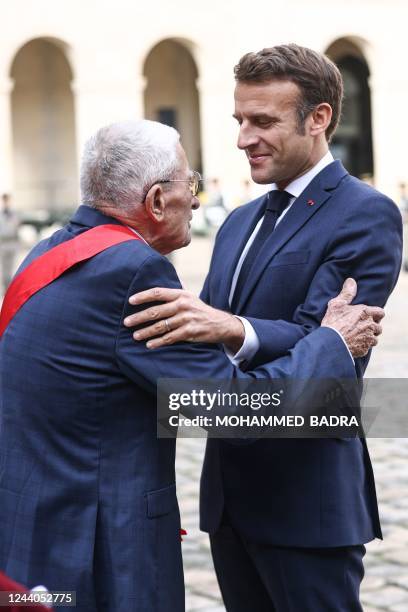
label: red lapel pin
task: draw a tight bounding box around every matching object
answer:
[180,528,187,541]
[307,199,315,206]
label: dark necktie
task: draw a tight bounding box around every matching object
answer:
[231,190,291,311]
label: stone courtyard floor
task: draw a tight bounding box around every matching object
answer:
[172,234,408,612]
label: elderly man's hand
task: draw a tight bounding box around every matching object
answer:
[124,288,245,352]
[321,278,384,358]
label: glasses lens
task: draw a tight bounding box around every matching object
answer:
[191,172,201,196]
[189,176,197,196]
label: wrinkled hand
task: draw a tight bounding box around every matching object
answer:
[321,278,384,358]
[124,288,245,352]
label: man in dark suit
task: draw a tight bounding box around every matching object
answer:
[0,119,379,611]
[126,45,402,610]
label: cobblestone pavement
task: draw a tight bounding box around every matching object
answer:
[4,232,408,611]
[172,234,408,612]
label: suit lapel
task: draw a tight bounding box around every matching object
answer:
[234,160,348,313]
[215,194,267,310]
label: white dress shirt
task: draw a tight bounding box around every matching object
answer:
[226,151,353,364]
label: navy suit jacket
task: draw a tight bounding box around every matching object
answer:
[199,160,403,547]
[0,205,355,610]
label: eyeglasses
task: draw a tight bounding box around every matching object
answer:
[158,171,203,197]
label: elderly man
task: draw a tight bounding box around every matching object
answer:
[125,45,403,612]
[0,119,382,612]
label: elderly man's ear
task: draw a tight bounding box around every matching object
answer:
[144,184,166,223]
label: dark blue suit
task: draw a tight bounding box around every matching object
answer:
[0,205,355,611]
[199,161,403,609]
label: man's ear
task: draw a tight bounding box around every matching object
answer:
[144,184,166,223]
[308,103,332,137]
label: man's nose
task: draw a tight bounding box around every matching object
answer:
[237,124,259,150]
[192,195,200,210]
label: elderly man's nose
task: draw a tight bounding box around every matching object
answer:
[192,196,200,210]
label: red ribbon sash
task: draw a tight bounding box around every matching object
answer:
[0,570,52,611]
[0,224,139,339]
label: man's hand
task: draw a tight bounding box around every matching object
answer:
[321,278,384,358]
[124,288,245,352]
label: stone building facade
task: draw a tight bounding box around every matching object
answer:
[0,0,407,211]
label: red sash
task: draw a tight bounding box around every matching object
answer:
[0,570,52,611]
[0,224,139,339]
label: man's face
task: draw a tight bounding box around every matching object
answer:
[234,80,315,187]
[161,144,200,252]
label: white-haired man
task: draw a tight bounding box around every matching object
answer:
[0,119,383,611]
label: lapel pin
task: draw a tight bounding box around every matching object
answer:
[307,199,315,206]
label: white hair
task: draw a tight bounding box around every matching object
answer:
[80,119,181,210]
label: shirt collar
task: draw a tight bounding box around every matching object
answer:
[127,225,148,244]
[270,150,334,198]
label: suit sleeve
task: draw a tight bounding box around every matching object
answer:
[114,252,356,397]
[200,272,210,305]
[245,194,403,371]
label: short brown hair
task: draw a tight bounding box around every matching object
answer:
[234,43,343,142]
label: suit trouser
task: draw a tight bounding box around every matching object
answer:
[210,517,365,612]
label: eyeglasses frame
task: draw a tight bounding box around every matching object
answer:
[143,170,202,201]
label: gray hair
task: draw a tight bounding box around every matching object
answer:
[80,119,181,210]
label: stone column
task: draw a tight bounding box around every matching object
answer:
[0,76,14,197]
[370,63,408,200]
[71,72,146,176]
[197,68,250,202]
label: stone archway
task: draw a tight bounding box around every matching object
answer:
[143,39,202,173]
[326,38,374,179]
[10,38,77,213]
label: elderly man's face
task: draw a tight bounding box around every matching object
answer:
[160,144,200,252]
[234,79,316,187]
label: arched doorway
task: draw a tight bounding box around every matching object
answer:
[10,38,77,213]
[326,39,374,179]
[143,39,202,173]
